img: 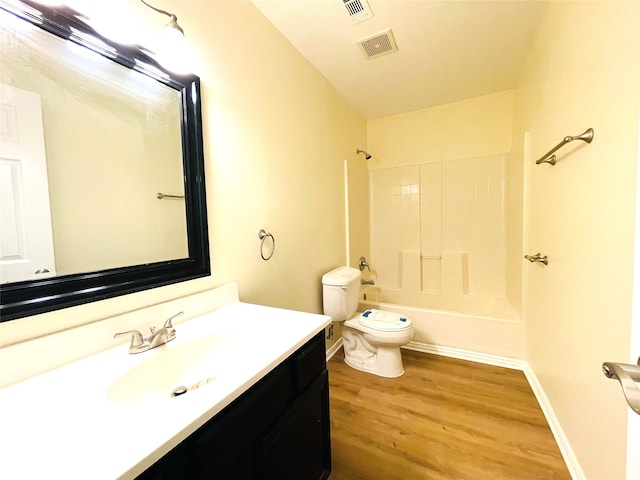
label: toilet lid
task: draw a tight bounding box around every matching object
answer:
[358,309,412,332]
[322,266,360,286]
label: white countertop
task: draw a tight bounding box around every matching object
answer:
[0,301,330,479]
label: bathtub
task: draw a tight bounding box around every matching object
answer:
[358,292,525,362]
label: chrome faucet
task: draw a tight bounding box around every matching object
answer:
[114,311,183,354]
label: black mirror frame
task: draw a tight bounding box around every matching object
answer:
[0,1,210,322]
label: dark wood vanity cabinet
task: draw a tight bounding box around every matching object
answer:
[262,371,329,480]
[137,331,331,480]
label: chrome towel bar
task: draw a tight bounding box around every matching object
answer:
[536,128,594,166]
[156,192,185,199]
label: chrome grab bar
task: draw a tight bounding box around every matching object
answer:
[524,253,548,265]
[602,359,640,415]
[535,128,594,166]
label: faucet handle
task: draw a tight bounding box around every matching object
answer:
[114,330,145,348]
[358,256,370,272]
[163,311,184,330]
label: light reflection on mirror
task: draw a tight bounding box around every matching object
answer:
[0,8,188,284]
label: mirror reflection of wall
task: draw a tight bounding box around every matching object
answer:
[0,13,188,283]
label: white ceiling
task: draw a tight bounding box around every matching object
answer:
[251,0,547,119]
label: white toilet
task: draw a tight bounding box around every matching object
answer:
[322,266,414,378]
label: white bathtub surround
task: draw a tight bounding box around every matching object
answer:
[365,155,523,359]
[361,282,517,319]
[440,251,469,297]
[398,250,421,292]
[393,251,472,301]
[0,283,331,479]
[370,155,508,302]
[359,298,524,359]
[366,153,523,356]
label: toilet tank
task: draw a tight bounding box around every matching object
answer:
[322,266,361,321]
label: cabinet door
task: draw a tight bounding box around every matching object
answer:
[191,362,291,478]
[262,370,331,480]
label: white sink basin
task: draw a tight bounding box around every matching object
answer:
[106,332,236,406]
[0,288,332,480]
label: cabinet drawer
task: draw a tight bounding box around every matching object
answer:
[292,331,326,393]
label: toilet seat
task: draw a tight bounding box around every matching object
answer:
[356,309,412,332]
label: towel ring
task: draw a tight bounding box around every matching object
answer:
[258,229,275,261]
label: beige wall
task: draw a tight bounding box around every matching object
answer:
[515,2,640,478]
[367,90,513,168]
[0,1,367,350]
[181,0,366,315]
[347,157,371,270]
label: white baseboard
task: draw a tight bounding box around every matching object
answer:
[403,341,527,370]
[402,341,584,480]
[522,364,586,480]
[326,337,343,361]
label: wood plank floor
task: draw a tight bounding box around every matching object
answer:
[327,348,571,480]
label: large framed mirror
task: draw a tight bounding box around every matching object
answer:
[0,0,210,322]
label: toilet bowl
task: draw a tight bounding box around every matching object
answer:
[322,266,414,378]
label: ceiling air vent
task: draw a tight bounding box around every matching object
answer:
[357,29,398,60]
[343,0,373,25]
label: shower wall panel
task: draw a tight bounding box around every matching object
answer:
[370,166,420,290]
[441,155,505,297]
[420,163,442,293]
[370,154,506,305]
